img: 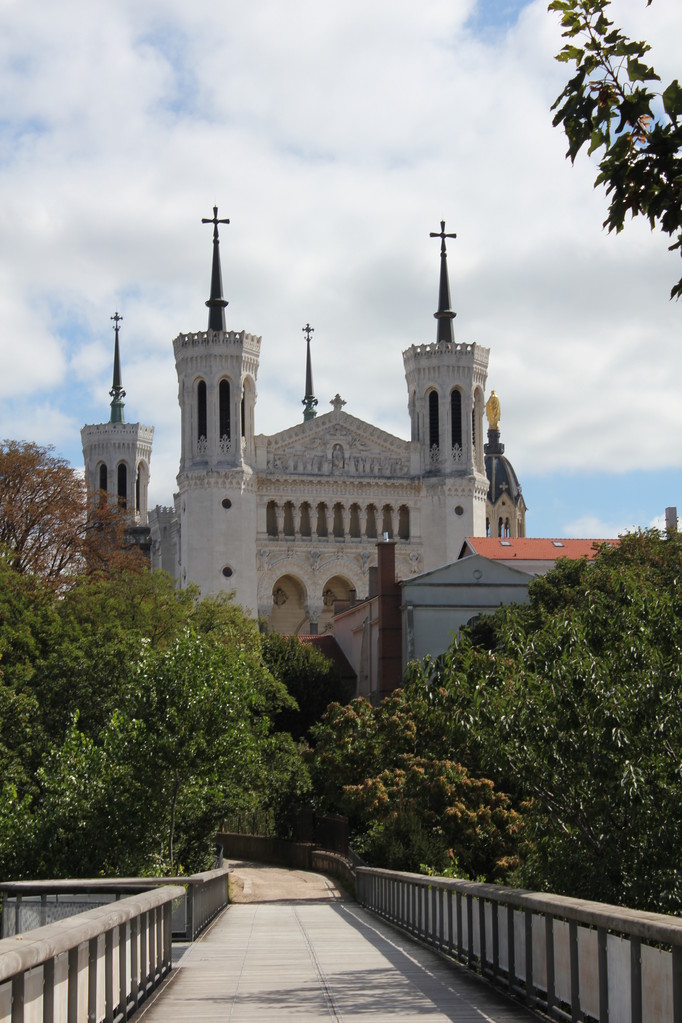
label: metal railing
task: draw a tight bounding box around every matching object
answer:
[357,867,682,1023]
[0,885,180,1023]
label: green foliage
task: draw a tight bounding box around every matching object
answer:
[0,559,308,879]
[429,530,682,912]
[549,0,682,299]
[261,632,353,739]
[310,685,521,881]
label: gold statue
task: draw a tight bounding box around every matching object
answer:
[485,390,501,430]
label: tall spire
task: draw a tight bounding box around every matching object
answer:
[429,220,457,345]
[109,311,126,424]
[302,323,318,421]
[201,205,230,332]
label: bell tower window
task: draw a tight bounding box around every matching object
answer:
[219,380,231,442]
[428,391,439,450]
[451,389,462,449]
[197,380,207,442]
[117,464,127,509]
[99,464,107,492]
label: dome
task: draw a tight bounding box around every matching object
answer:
[486,450,524,507]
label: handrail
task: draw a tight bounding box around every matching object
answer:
[357,866,682,1022]
[0,866,230,942]
[0,886,181,1023]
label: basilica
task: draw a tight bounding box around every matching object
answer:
[82,211,525,634]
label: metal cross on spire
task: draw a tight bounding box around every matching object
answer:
[430,220,457,252]
[202,205,230,332]
[202,205,230,239]
[302,323,318,421]
[109,311,126,424]
[430,219,457,345]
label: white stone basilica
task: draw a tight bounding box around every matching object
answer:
[83,212,526,634]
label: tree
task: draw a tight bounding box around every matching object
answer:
[310,686,521,880]
[0,441,87,579]
[426,531,682,912]
[549,0,682,298]
[0,556,310,878]
[261,633,354,740]
[0,440,146,584]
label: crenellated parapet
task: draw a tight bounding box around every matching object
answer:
[173,329,261,357]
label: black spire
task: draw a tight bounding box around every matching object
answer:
[202,206,230,332]
[302,323,318,421]
[109,311,126,424]
[429,220,457,345]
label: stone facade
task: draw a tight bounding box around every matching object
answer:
[146,219,524,633]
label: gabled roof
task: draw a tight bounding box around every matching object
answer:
[460,537,618,561]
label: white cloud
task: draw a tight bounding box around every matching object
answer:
[0,0,680,525]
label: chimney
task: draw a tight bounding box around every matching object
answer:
[377,540,402,700]
[665,507,678,534]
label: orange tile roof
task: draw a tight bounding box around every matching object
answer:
[462,537,619,561]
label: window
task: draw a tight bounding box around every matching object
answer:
[197,380,207,441]
[451,389,462,449]
[117,463,127,509]
[99,464,107,492]
[428,391,439,450]
[219,380,230,442]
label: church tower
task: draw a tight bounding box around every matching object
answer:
[81,312,154,525]
[172,208,260,609]
[403,222,489,568]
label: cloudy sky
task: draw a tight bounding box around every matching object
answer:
[1,0,680,538]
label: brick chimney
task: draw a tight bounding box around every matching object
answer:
[377,540,402,699]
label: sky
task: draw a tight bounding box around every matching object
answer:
[0,0,680,539]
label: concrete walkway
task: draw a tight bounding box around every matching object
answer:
[136,862,535,1023]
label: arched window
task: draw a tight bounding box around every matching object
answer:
[283,502,295,537]
[349,504,361,538]
[266,500,278,537]
[428,391,439,450]
[365,505,377,539]
[136,468,141,513]
[219,380,230,443]
[398,505,410,540]
[333,503,344,538]
[98,463,107,492]
[117,464,127,509]
[472,408,476,452]
[451,389,462,450]
[316,503,328,538]
[241,391,246,438]
[381,506,393,539]
[197,380,207,442]
[299,503,312,538]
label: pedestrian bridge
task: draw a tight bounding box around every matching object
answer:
[2,859,682,1022]
[136,862,533,1023]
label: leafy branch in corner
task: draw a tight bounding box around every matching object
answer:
[549,0,682,299]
